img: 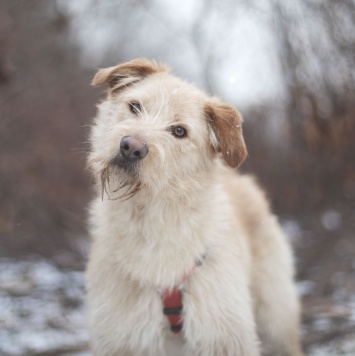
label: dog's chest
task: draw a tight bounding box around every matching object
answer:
[112,199,207,243]
[105,200,211,288]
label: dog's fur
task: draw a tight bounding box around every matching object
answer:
[86,58,303,356]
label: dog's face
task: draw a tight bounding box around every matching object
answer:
[88,59,247,199]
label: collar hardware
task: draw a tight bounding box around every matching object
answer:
[161,252,207,335]
[162,288,183,334]
[163,306,183,315]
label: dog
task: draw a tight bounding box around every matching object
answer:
[86,58,303,356]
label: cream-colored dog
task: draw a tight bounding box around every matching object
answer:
[86,58,303,356]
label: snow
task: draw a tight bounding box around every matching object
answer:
[321,210,342,231]
[309,335,355,356]
[0,258,88,356]
[1,256,354,355]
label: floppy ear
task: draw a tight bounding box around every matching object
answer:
[91,58,169,91]
[205,98,247,168]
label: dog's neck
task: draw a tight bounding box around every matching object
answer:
[97,164,228,289]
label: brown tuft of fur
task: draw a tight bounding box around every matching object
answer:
[91,58,170,91]
[205,98,247,168]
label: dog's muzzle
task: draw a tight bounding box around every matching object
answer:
[120,136,149,161]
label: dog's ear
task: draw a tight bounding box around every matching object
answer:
[91,58,169,90]
[205,98,247,168]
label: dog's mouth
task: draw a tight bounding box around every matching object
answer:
[99,155,141,200]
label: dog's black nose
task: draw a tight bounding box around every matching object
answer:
[120,136,148,161]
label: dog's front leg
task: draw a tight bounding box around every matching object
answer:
[182,262,260,356]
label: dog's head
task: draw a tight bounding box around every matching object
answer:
[88,58,247,199]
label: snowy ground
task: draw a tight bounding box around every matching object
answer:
[0,258,89,356]
[0,255,354,355]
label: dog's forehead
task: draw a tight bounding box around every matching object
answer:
[122,73,206,117]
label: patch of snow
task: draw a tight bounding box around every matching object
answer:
[321,210,342,231]
[297,280,315,296]
[309,334,355,356]
[332,287,348,302]
[313,317,332,332]
[0,258,88,355]
[282,219,302,244]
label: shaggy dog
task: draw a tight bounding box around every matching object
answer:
[86,58,303,356]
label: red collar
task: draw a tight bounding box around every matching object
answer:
[161,254,206,334]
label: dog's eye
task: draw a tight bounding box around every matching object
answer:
[129,102,141,115]
[172,126,187,138]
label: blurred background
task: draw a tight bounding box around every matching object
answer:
[0,0,354,354]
